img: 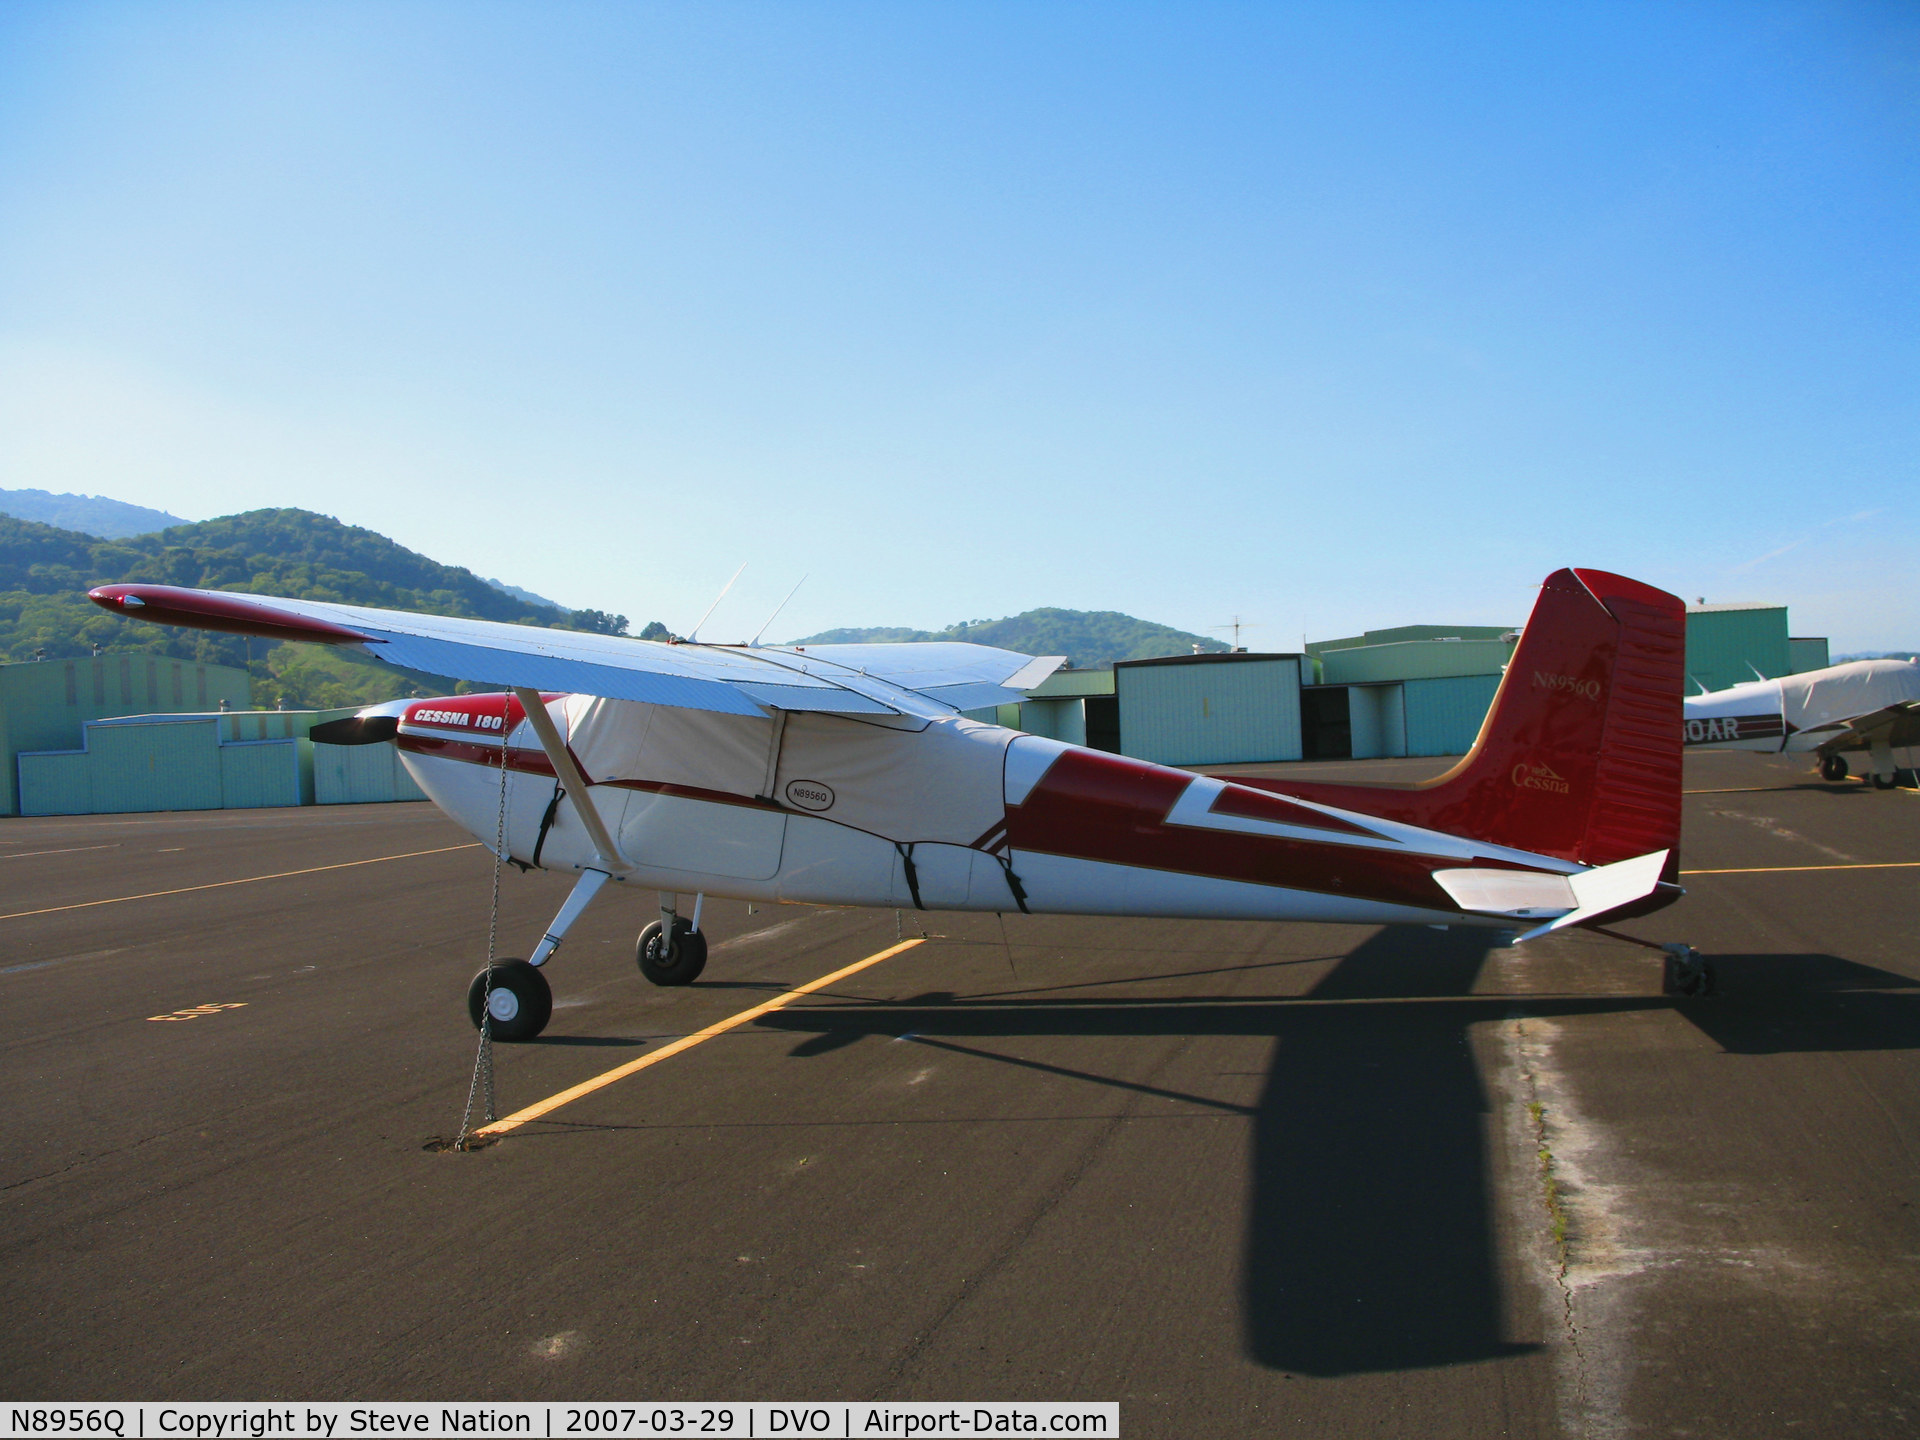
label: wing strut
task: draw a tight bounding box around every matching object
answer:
[512,688,627,871]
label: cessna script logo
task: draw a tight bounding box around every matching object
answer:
[410,706,506,732]
[1512,760,1571,795]
[1533,671,1602,701]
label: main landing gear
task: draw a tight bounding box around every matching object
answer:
[638,917,708,985]
[638,892,708,985]
[464,875,712,1041]
[1819,753,1849,783]
[467,960,553,1043]
[1661,943,1714,998]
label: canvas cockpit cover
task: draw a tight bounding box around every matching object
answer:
[563,698,1011,846]
[1780,659,1920,735]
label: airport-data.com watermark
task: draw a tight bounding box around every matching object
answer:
[3,1404,1118,1440]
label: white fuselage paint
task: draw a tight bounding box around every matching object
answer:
[396,705,1544,931]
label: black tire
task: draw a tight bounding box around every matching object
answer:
[1820,754,1849,782]
[1872,771,1897,790]
[467,959,553,1041]
[637,918,708,986]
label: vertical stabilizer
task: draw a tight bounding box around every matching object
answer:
[1242,569,1686,867]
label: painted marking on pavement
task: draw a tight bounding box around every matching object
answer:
[149,1002,248,1022]
[0,845,122,861]
[0,844,482,921]
[1680,860,1920,875]
[475,937,927,1138]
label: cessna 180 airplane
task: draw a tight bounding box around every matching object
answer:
[90,565,1706,1037]
[1683,658,1920,787]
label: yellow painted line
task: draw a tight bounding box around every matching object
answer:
[0,844,482,921]
[1681,861,1920,875]
[149,1002,248,1022]
[475,937,928,1138]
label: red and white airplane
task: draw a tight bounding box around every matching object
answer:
[90,566,1705,1037]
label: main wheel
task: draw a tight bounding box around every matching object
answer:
[467,959,553,1041]
[1872,771,1898,789]
[1820,753,1849,782]
[637,918,708,986]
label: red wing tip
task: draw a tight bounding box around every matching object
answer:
[87,584,372,643]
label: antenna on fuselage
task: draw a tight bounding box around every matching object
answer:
[751,574,809,647]
[686,562,748,643]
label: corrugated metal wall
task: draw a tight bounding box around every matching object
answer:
[314,743,428,804]
[1401,675,1501,757]
[1685,607,1790,692]
[1319,637,1514,685]
[19,751,90,815]
[1016,697,1087,746]
[1116,657,1303,767]
[17,710,423,815]
[1789,637,1831,674]
[83,719,226,812]
[218,741,306,809]
[1347,683,1407,759]
[0,657,251,815]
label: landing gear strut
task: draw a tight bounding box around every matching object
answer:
[1661,943,1713,998]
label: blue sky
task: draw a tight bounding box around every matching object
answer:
[1,2,1914,648]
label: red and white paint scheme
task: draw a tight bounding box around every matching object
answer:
[1683,658,1920,788]
[91,566,1702,1038]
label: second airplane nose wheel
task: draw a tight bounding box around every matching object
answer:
[638,918,708,986]
[467,959,553,1042]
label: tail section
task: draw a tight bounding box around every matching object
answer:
[1247,568,1686,867]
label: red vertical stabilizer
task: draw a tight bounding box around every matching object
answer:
[1238,569,1685,868]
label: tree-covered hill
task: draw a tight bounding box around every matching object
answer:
[792,607,1229,669]
[0,508,645,709]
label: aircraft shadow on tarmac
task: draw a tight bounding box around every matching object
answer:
[744,927,1920,1378]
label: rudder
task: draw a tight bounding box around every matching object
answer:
[1246,568,1685,867]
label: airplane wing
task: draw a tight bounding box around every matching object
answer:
[88,585,1065,719]
[1805,700,1920,751]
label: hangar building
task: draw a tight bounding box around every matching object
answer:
[0,653,252,816]
[1000,601,1833,769]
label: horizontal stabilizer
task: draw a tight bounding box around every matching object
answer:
[1432,867,1577,920]
[1512,849,1674,943]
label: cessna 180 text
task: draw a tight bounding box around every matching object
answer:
[1683,658,1920,787]
[91,566,1706,1038]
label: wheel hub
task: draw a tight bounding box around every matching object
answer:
[487,987,521,1022]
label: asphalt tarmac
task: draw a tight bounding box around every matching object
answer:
[2,751,1916,1438]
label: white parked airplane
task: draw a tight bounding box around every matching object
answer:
[90,566,1711,1034]
[1683,658,1920,787]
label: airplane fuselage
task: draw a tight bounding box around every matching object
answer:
[394,693,1576,933]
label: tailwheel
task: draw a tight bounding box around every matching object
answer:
[1819,753,1849,782]
[1661,944,1714,998]
[467,959,553,1041]
[638,917,708,986]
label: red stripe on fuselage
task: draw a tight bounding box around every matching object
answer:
[1006,748,1530,913]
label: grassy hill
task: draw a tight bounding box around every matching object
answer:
[793,607,1229,669]
[0,508,646,709]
